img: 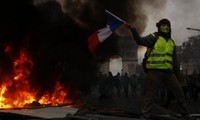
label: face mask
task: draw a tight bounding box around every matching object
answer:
[160,24,170,33]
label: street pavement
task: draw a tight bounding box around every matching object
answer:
[83,87,200,119]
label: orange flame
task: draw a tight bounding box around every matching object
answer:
[39,81,71,106]
[0,44,71,109]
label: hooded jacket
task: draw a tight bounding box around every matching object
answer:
[130,28,180,74]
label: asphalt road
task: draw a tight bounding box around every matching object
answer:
[83,87,200,118]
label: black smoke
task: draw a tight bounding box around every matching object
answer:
[28,1,97,99]
[0,0,167,101]
[0,0,96,100]
[61,0,167,59]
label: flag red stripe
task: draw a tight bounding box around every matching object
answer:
[88,31,101,54]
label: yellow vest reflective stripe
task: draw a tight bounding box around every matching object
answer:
[146,35,175,69]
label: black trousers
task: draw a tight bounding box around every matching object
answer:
[141,70,189,119]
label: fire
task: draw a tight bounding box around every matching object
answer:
[14,48,33,81]
[0,86,11,108]
[0,44,71,109]
[39,81,70,106]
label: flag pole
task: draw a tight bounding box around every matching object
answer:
[105,9,127,24]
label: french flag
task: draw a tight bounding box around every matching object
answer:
[88,10,126,54]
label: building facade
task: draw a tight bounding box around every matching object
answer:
[99,36,138,76]
[177,35,200,75]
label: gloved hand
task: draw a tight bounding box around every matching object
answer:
[125,23,136,30]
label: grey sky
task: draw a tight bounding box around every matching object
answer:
[34,0,200,64]
[35,0,200,46]
[137,0,200,63]
[143,0,200,46]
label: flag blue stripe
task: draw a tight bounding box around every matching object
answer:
[106,11,124,31]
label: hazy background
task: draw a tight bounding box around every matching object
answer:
[138,0,200,63]
[144,0,200,45]
[28,0,200,64]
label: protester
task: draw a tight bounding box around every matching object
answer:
[126,18,196,120]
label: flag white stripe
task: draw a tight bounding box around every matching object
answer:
[97,26,112,43]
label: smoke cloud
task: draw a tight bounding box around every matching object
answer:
[0,0,168,101]
[143,0,200,46]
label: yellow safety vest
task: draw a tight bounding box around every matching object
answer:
[146,35,175,70]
